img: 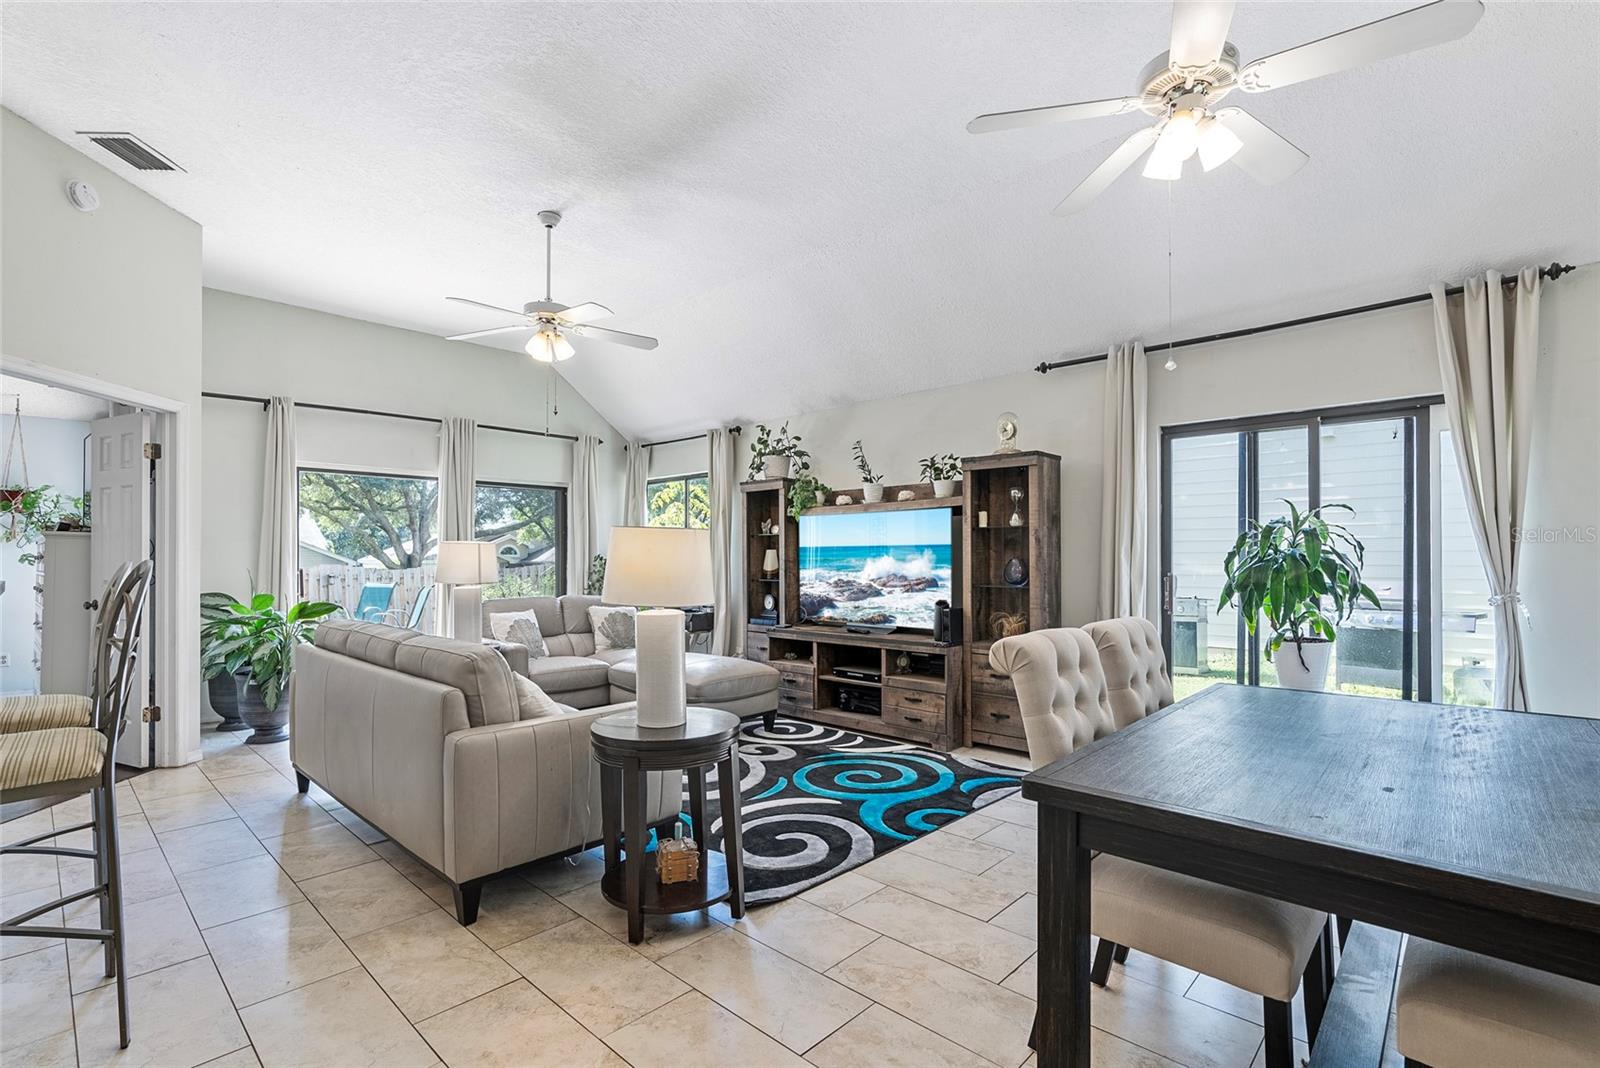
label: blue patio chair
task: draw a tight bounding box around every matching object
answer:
[380,584,432,631]
[353,582,395,622]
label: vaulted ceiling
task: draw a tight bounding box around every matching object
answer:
[4,2,1596,439]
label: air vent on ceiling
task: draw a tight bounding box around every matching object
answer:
[76,131,184,172]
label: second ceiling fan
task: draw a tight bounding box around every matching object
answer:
[968,0,1485,215]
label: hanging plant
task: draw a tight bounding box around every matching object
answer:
[1,485,87,565]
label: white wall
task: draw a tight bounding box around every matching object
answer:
[200,289,626,594]
[0,416,88,694]
[743,266,1599,717]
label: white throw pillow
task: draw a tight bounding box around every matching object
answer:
[587,605,638,652]
[488,610,549,659]
[513,673,564,720]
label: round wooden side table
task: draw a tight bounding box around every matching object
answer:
[590,706,745,944]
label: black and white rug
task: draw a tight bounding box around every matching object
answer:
[682,716,1023,905]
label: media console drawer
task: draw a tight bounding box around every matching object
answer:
[969,654,1016,696]
[970,691,1025,739]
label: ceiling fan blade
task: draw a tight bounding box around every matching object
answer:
[1212,108,1309,184]
[446,324,529,342]
[1169,1,1236,69]
[446,296,527,317]
[556,302,614,325]
[572,324,659,351]
[967,96,1143,135]
[1052,126,1161,216]
[1239,0,1484,93]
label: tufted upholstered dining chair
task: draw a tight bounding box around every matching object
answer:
[989,625,1328,1068]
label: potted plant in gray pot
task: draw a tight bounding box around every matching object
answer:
[200,592,339,743]
[200,591,250,732]
[1218,500,1379,691]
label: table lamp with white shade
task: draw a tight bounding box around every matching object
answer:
[601,526,712,729]
[436,541,499,641]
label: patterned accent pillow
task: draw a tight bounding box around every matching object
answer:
[588,606,637,652]
[488,610,549,659]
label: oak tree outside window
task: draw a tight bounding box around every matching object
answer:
[647,474,709,529]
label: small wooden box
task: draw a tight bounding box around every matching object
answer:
[657,838,700,884]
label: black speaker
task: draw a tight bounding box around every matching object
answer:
[933,599,961,645]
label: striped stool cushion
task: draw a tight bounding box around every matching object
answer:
[0,694,93,735]
[0,727,106,791]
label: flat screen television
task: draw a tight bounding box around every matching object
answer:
[797,508,954,630]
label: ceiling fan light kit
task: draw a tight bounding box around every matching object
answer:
[970,0,1485,214]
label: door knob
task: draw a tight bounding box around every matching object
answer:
[84,599,99,611]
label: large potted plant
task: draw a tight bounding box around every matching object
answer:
[200,593,339,743]
[200,591,250,732]
[747,423,809,480]
[1218,500,1379,691]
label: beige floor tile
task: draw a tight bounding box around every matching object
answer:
[157,816,266,875]
[1249,1035,1310,1068]
[296,859,439,938]
[1001,951,1035,999]
[951,746,1031,772]
[978,796,1037,828]
[463,875,577,950]
[60,840,178,904]
[990,893,1037,940]
[713,897,879,972]
[261,822,376,880]
[856,849,1023,921]
[658,927,870,1054]
[53,788,138,827]
[227,793,337,839]
[198,1048,263,1068]
[208,770,297,806]
[0,846,60,894]
[799,870,883,913]
[348,908,518,1022]
[369,841,456,907]
[203,901,357,1008]
[140,786,238,834]
[420,979,628,1067]
[901,828,1013,875]
[2,808,56,844]
[608,989,809,1067]
[806,1003,994,1067]
[241,967,436,1068]
[1185,972,1308,1041]
[58,811,159,856]
[826,936,1035,1068]
[940,812,1005,840]
[178,853,305,929]
[518,847,606,897]
[1,944,74,1053]
[1088,1029,1190,1068]
[325,805,385,844]
[559,880,724,960]
[130,763,216,802]
[1090,971,1265,1068]
[66,890,207,993]
[975,820,1037,856]
[74,956,249,1068]
[1,883,64,959]
[198,745,276,782]
[842,886,1034,982]
[498,917,688,1036]
[3,1028,79,1067]
[1118,949,1201,996]
[979,851,1038,898]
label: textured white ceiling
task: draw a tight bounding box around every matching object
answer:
[0,374,110,423]
[4,2,1596,439]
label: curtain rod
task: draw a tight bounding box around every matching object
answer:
[1035,262,1578,375]
[630,427,742,450]
[200,391,596,444]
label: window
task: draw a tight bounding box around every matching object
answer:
[647,474,710,529]
[297,469,440,624]
[474,481,566,598]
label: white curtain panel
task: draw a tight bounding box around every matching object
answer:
[1430,267,1542,711]
[438,417,477,541]
[256,396,298,609]
[706,428,741,655]
[569,434,600,595]
[1099,340,1149,619]
[623,441,651,526]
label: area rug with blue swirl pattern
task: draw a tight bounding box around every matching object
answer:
[692,716,1024,905]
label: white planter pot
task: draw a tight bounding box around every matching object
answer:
[762,455,793,480]
[861,483,885,504]
[932,479,958,499]
[1275,639,1333,691]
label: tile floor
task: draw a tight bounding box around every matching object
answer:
[0,728,1389,1068]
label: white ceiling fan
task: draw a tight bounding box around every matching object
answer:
[968,0,1485,215]
[446,210,659,361]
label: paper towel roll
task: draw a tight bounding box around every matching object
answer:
[635,608,687,728]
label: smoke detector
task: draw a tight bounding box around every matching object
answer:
[66,180,100,213]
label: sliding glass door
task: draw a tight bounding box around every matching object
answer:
[1161,400,1432,702]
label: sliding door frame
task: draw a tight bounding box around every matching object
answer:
[1160,395,1441,701]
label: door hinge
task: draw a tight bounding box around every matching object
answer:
[141,706,161,723]
[143,443,162,460]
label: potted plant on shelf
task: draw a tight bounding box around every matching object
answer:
[1,485,87,565]
[918,454,962,499]
[199,592,339,744]
[788,471,833,521]
[852,440,885,503]
[747,422,809,481]
[1217,500,1379,691]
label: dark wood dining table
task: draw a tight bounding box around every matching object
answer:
[1023,684,1600,1067]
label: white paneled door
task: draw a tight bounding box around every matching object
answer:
[89,411,153,768]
